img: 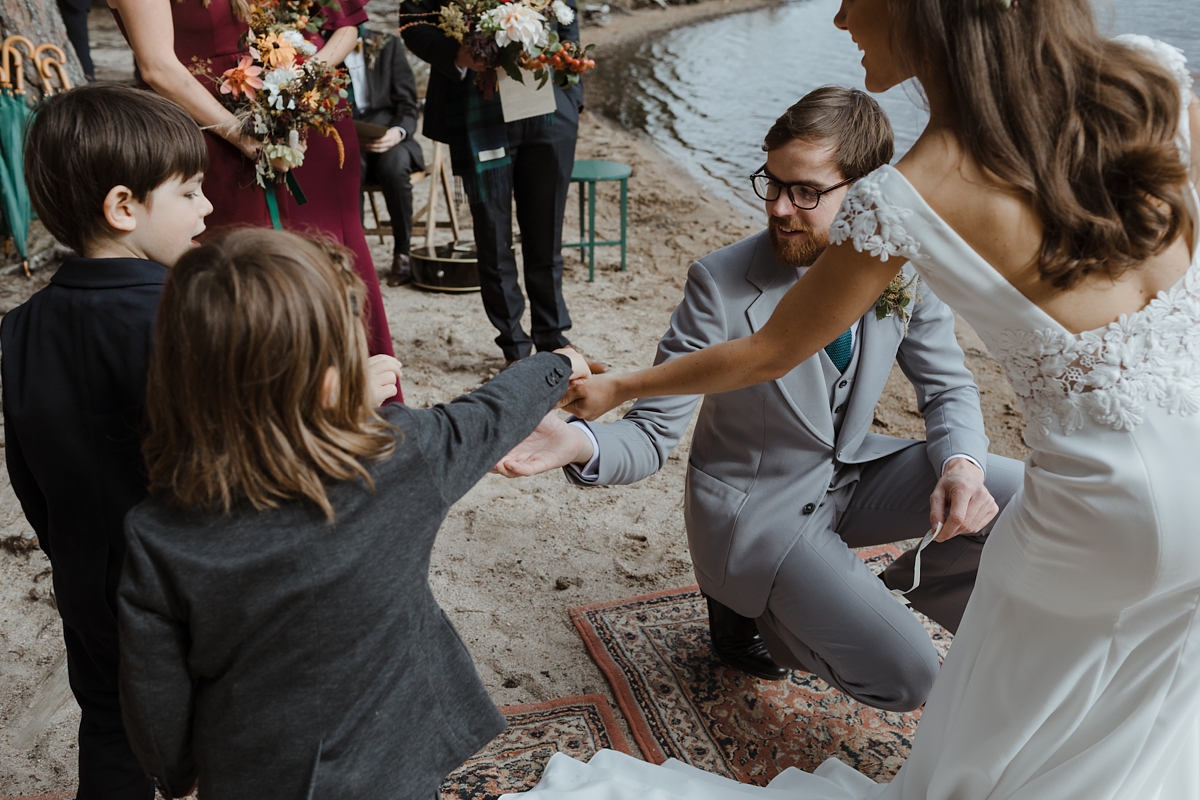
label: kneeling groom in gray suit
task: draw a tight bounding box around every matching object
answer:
[497,87,1024,712]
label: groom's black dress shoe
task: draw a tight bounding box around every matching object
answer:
[706,595,789,681]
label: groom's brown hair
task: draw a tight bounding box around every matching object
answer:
[763,86,894,180]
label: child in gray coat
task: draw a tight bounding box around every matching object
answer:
[117,228,586,799]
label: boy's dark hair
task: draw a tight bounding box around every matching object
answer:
[762,86,894,180]
[25,83,209,254]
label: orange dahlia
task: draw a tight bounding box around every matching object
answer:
[220,56,265,99]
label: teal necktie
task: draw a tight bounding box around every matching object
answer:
[824,328,853,373]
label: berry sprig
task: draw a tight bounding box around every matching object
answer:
[524,40,595,76]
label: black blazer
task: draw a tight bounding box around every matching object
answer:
[399,0,583,143]
[118,353,573,800]
[357,30,425,171]
[1,257,165,638]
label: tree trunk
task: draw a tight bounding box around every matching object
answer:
[0,0,85,103]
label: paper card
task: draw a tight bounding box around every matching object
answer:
[498,69,558,123]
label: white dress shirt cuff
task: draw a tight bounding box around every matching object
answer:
[392,126,407,141]
[564,420,602,484]
[942,454,984,476]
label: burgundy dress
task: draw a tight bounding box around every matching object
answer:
[117,0,400,375]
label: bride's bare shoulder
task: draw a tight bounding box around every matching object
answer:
[892,130,1041,275]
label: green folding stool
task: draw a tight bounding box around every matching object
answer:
[565,159,631,282]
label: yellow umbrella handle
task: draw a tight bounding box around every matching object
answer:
[33,44,70,95]
[1,36,35,96]
[38,58,70,95]
[6,49,23,95]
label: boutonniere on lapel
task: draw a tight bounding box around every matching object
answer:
[875,272,920,329]
[363,31,392,70]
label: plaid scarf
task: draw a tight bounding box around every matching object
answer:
[447,81,553,205]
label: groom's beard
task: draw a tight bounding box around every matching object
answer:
[768,215,829,268]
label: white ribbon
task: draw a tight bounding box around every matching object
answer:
[889,522,942,606]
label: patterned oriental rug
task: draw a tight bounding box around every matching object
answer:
[569,544,952,786]
[2,696,629,800]
[441,695,632,799]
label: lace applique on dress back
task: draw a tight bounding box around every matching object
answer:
[829,170,921,262]
[988,266,1200,436]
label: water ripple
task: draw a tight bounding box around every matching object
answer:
[588,0,1200,214]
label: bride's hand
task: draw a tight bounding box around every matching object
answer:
[558,372,623,420]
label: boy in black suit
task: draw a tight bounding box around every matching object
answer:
[3,83,211,800]
[347,29,425,286]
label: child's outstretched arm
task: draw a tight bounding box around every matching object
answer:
[406,352,579,509]
[117,518,197,797]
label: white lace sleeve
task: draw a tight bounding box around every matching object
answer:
[829,169,921,262]
[1115,34,1193,166]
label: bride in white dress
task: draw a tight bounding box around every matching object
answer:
[510,0,1200,798]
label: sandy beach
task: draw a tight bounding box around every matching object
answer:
[0,2,1028,793]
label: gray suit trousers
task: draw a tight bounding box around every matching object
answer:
[756,444,1024,712]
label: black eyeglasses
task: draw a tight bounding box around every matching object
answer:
[749,169,856,210]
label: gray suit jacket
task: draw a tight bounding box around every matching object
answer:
[118,354,573,800]
[571,231,988,617]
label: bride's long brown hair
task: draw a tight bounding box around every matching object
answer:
[893,0,1191,289]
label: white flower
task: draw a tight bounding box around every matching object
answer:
[280,29,318,56]
[262,66,300,109]
[550,0,575,24]
[263,129,305,169]
[483,4,546,50]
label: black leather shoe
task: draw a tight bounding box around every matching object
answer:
[706,595,789,681]
[387,253,413,287]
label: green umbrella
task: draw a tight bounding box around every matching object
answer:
[0,79,33,276]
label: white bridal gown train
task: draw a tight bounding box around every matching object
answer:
[506,37,1200,800]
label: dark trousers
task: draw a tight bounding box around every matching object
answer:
[63,624,154,799]
[469,87,579,361]
[361,143,417,257]
[56,0,93,80]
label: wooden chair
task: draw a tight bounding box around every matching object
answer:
[362,141,462,251]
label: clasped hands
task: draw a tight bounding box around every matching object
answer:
[362,346,592,409]
[495,354,1000,544]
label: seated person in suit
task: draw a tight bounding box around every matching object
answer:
[496,87,1024,711]
[346,28,425,286]
[117,227,589,799]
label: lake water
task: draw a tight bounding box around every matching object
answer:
[587,0,1200,213]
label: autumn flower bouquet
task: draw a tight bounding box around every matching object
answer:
[191,0,351,193]
[408,0,596,97]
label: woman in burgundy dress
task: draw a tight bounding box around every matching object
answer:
[110,0,399,375]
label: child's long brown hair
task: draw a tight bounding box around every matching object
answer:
[893,0,1190,289]
[143,228,395,521]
